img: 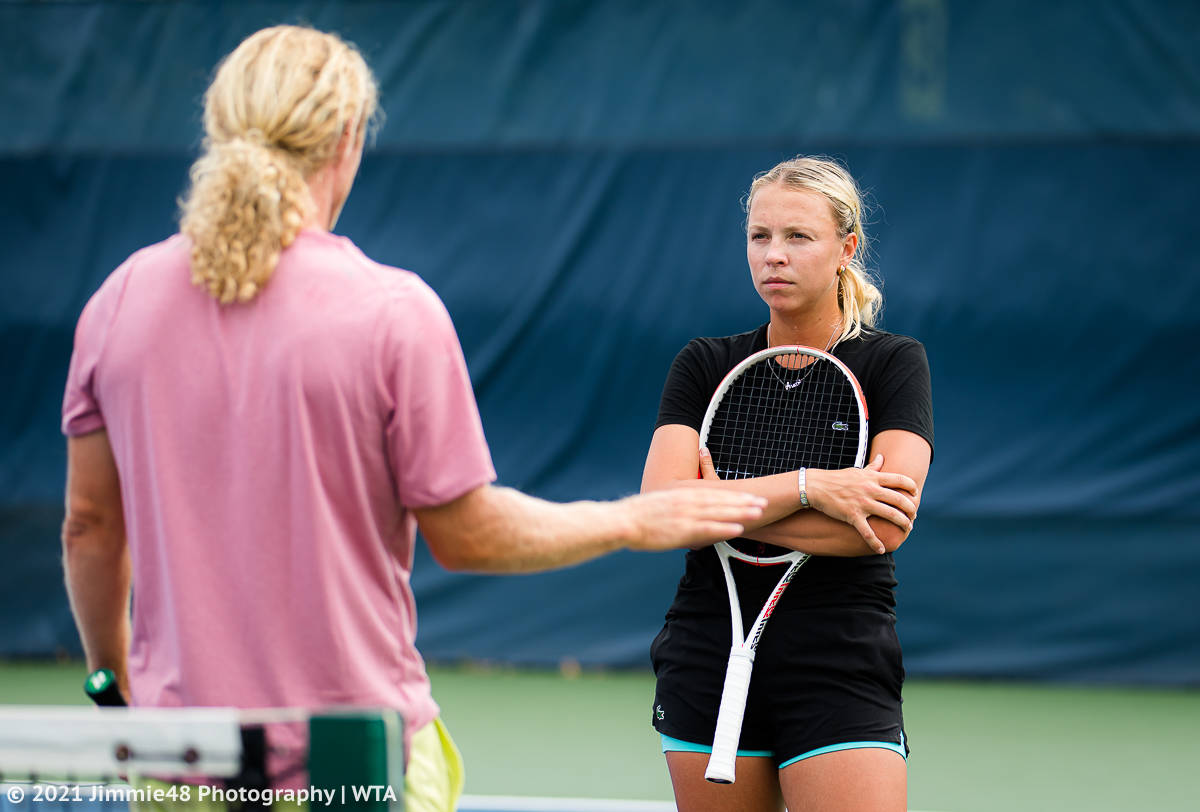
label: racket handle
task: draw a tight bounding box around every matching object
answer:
[85,668,127,707]
[704,649,754,784]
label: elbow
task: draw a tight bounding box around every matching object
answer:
[61,507,122,558]
[416,486,513,573]
[61,513,87,556]
[425,536,473,572]
[424,530,496,573]
[882,529,908,555]
[871,517,911,555]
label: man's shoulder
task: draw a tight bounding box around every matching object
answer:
[108,233,189,284]
[76,234,188,323]
[288,231,443,307]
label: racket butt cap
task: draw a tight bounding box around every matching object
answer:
[84,667,127,707]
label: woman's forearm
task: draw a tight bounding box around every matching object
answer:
[743,508,908,556]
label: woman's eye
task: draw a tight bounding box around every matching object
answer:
[790,232,809,240]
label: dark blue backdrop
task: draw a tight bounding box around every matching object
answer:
[2,0,1198,684]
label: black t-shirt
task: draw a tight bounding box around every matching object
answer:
[654,323,934,621]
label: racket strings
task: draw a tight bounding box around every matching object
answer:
[762,350,816,389]
[707,354,861,482]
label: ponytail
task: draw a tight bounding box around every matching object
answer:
[178,26,378,304]
[181,139,311,304]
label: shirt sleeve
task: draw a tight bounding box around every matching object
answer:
[61,264,132,437]
[866,337,934,457]
[379,280,497,508]
[654,340,714,433]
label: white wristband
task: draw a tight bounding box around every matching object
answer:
[798,468,810,509]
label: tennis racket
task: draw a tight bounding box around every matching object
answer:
[84,668,127,707]
[699,344,868,784]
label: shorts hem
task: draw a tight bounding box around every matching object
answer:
[778,732,907,769]
[660,733,907,769]
[660,733,772,759]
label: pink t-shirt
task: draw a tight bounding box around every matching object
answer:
[62,230,495,775]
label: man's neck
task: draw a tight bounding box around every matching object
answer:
[300,165,337,232]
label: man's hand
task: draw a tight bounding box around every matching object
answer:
[619,487,766,552]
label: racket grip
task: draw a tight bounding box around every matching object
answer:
[704,650,754,784]
[85,668,127,707]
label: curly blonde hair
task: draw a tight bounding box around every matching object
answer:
[180,26,379,304]
[746,156,882,341]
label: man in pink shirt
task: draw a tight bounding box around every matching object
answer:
[60,25,763,811]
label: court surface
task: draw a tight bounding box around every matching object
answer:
[1,661,1196,812]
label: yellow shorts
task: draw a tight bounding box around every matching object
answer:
[404,717,465,812]
[129,716,463,812]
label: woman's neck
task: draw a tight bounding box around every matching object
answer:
[767,310,844,350]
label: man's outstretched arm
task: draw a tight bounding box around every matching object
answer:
[415,484,765,573]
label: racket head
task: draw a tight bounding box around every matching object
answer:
[699,344,869,563]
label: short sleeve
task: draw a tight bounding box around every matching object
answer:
[867,338,934,457]
[654,341,715,433]
[61,265,132,437]
[379,281,496,508]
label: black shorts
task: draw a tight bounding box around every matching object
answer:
[650,605,908,766]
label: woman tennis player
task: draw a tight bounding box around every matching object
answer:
[641,156,934,811]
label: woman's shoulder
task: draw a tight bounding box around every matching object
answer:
[678,325,767,369]
[834,329,931,398]
[839,328,927,363]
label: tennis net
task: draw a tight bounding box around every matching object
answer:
[0,705,403,811]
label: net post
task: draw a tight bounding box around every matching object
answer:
[308,708,404,810]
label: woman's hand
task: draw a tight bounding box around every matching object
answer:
[806,455,917,552]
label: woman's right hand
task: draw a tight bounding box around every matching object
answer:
[805,455,918,552]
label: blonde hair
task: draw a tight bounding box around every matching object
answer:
[180,26,379,304]
[745,156,882,341]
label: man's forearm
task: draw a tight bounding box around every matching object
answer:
[419,486,631,573]
[63,521,132,694]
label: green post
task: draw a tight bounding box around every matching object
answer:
[308,708,404,811]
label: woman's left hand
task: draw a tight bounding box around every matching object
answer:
[804,455,917,551]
